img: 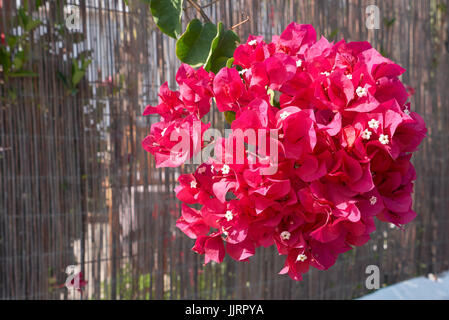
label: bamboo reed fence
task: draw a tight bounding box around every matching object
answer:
[0,0,448,299]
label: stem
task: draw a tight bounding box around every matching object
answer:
[202,0,220,9]
[231,15,250,30]
[186,0,211,23]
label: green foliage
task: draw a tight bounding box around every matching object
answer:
[226,57,235,68]
[0,5,41,81]
[224,111,236,124]
[383,17,396,28]
[57,58,92,96]
[139,1,240,75]
[328,28,339,40]
[101,264,152,299]
[176,19,218,68]
[149,0,183,39]
[17,7,42,32]
[205,22,240,73]
[267,88,281,108]
[176,19,240,72]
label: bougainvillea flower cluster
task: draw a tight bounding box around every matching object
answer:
[142,23,427,281]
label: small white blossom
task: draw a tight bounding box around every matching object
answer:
[296,59,303,67]
[362,129,372,140]
[221,164,230,175]
[346,74,353,80]
[248,39,257,46]
[296,254,307,262]
[356,86,368,97]
[280,111,290,120]
[369,196,377,205]
[280,231,291,241]
[379,134,389,145]
[239,68,249,76]
[190,181,197,188]
[368,119,380,130]
[225,210,233,221]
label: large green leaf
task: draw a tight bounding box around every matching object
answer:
[205,22,240,73]
[150,0,183,39]
[176,19,218,68]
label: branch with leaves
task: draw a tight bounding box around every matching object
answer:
[139,0,244,74]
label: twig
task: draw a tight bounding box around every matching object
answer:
[186,0,211,23]
[202,0,220,9]
[231,15,250,30]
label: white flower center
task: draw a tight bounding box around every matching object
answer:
[362,129,372,140]
[239,68,249,75]
[221,164,230,175]
[248,39,257,46]
[346,74,353,80]
[368,119,380,130]
[370,196,377,205]
[356,86,368,97]
[280,111,290,120]
[190,181,197,188]
[296,254,307,262]
[280,231,291,241]
[225,210,233,221]
[379,134,389,145]
[296,59,303,67]
[404,109,411,115]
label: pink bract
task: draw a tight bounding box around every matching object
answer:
[142,22,427,281]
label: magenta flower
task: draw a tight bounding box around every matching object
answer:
[142,23,427,281]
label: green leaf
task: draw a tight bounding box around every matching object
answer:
[267,88,281,108]
[7,35,19,49]
[224,111,236,124]
[150,0,183,39]
[9,70,38,77]
[25,18,41,32]
[57,71,70,88]
[82,58,92,71]
[13,51,25,70]
[72,70,86,86]
[383,17,396,28]
[176,19,218,68]
[205,22,240,73]
[17,8,29,29]
[226,57,235,68]
[0,48,12,74]
[70,58,91,87]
